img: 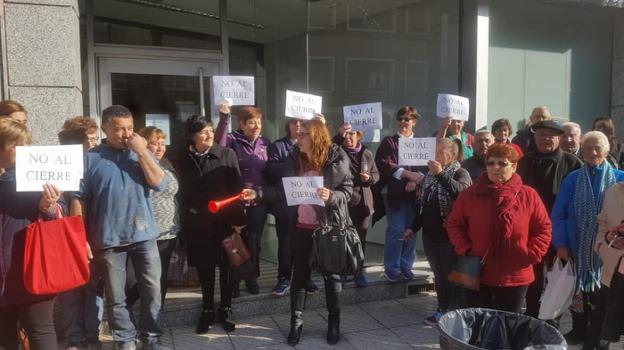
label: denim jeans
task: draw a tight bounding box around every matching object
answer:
[246,205,267,280]
[56,261,104,343]
[95,239,162,344]
[422,233,459,312]
[383,196,417,275]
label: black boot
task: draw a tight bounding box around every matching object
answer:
[564,311,587,345]
[287,311,303,346]
[231,281,240,298]
[326,310,340,345]
[218,307,236,332]
[196,309,215,334]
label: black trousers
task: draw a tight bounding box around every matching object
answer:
[274,213,293,280]
[0,299,57,350]
[290,227,340,315]
[349,205,370,256]
[602,271,624,341]
[197,262,232,311]
[423,233,460,312]
[568,288,608,349]
[478,284,529,313]
[126,238,177,308]
[525,261,544,317]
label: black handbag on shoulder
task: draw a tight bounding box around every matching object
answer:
[310,204,364,276]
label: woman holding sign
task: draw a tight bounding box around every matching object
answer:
[270,119,352,346]
[0,118,66,349]
[436,117,474,159]
[404,138,471,325]
[342,129,379,288]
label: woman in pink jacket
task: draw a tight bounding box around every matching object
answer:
[446,143,552,312]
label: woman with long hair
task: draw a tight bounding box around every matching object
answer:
[268,119,352,346]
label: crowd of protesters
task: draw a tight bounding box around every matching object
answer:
[2,98,624,350]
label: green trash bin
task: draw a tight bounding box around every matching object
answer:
[438,308,567,350]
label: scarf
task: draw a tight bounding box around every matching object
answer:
[422,161,461,219]
[573,162,616,292]
[342,143,362,155]
[474,172,523,239]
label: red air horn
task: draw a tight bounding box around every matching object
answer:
[208,191,244,214]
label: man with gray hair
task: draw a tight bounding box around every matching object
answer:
[560,122,582,157]
[461,130,494,181]
[75,105,168,350]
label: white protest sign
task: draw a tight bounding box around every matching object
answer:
[16,145,84,192]
[398,137,436,166]
[343,102,383,130]
[436,93,470,121]
[284,90,322,120]
[145,114,171,145]
[281,176,325,207]
[212,76,255,106]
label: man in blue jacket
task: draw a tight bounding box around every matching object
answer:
[75,105,167,350]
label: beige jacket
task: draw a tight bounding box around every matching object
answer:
[595,182,624,287]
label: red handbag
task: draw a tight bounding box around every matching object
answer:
[22,207,90,295]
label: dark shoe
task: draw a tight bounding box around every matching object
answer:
[327,311,340,345]
[384,270,402,283]
[245,279,260,295]
[355,273,368,288]
[196,309,215,334]
[272,277,290,296]
[564,329,585,346]
[232,281,240,298]
[401,268,415,281]
[218,307,236,332]
[287,311,304,346]
[86,338,103,350]
[305,279,319,294]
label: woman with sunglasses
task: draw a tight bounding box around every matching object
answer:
[446,143,552,312]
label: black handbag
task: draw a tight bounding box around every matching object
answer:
[311,205,364,276]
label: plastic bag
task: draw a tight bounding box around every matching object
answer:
[538,258,575,320]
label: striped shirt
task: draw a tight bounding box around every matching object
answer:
[152,167,180,240]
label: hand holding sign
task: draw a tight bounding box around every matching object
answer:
[437,94,469,121]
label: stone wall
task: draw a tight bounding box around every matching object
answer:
[612,10,624,134]
[3,0,82,145]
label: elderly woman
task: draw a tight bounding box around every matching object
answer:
[0,118,65,349]
[176,116,253,334]
[125,127,180,310]
[342,129,379,288]
[215,103,271,296]
[551,131,624,349]
[447,143,552,312]
[594,181,624,348]
[405,138,471,325]
[436,117,474,159]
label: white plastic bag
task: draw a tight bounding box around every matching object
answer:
[538,258,576,320]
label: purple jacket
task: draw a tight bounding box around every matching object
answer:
[215,113,271,191]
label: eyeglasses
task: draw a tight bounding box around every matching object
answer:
[397,117,411,122]
[486,160,513,167]
[87,137,99,143]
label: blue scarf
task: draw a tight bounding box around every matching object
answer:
[573,162,616,292]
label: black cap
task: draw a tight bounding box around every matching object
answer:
[531,120,564,134]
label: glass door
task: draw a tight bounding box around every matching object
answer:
[97,57,222,155]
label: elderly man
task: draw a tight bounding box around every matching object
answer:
[512,106,551,154]
[75,105,168,350]
[461,130,494,181]
[517,119,582,321]
[560,122,582,156]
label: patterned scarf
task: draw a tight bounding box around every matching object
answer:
[422,161,461,219]
[573,162,616,292]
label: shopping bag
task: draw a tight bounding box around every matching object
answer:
[448,255,482,291]
[538,258,576,320]
[23,207,90,295]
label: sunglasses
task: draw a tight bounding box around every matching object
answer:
[486,160,513,167]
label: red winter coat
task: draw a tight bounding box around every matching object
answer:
[446,173,552,287]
